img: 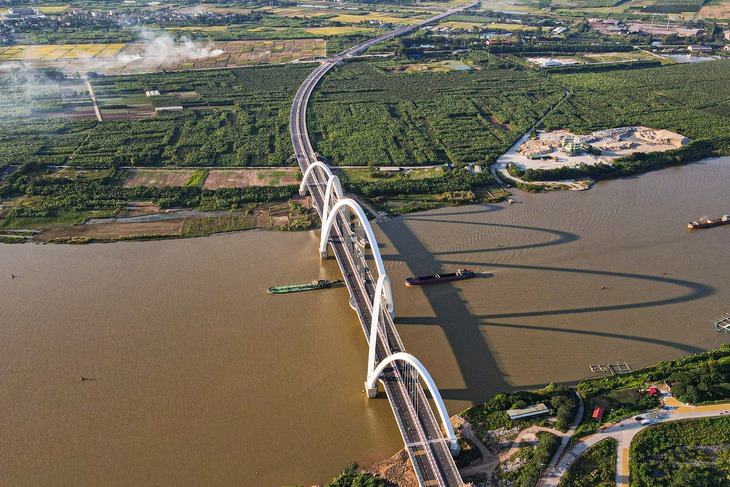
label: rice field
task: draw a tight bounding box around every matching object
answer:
[98,39,326,75]
[435,20,538,31]
[260,6,426,24]
[0,39,325,76]
[38,5,70,13]
[0,43,126,61]
[165,25,229,32]
[303,26,376,36]
[328,12,426,24]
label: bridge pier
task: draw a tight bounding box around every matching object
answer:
[450,442,461,457]
[364,382,378,398]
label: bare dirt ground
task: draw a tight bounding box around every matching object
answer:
[487,114,511,131]
[697,3,730,19]
[501,126,688,172]
[453,416,501,485]
[100,106,156,121]
[34,196,314,242]
[363,449,418,487]
[121,169,195,187]
[37,219,184,241]
[116,202,162,218]
[202,168,299,189]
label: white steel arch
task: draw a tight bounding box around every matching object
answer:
[322,174,344,223]
[319,198,393,315]
[366,352,459,453]
[299,160,333,197]
[367,274,392,378]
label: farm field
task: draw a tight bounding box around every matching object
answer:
[0,39,325,76]
[697,0,730,18]
[121,169,196,188]
[304,26,375,36]
[435,20,538,31]
[541,50,669,65]
[309,60,565,167]
[0,64,311,167]
[473,0,538,12]
[544,61,730,144]
[99,38,325,75]
[259,6,428,24]
[203,169,300,189]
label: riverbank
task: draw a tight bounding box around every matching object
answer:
[2,197,317,243]
[357,347,730,487]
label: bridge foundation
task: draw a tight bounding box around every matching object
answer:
[364,382,378,398]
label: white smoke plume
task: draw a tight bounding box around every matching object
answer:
[131,29,225,67]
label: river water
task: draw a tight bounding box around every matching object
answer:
[1,158,728,486]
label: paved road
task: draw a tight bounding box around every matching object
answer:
[288,3,477,485]
[541,396,730,487]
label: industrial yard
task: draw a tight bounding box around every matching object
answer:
[497,126,690,172]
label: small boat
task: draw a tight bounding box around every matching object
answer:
[687,215,729,230]
[405,269,475,286]
[268,279,339,294]
[507,198,514,204]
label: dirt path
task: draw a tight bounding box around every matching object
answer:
[498,425,566,463]
[453,416,500,480]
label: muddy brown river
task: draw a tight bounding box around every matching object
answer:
[1,158,728,486]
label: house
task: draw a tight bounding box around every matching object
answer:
[649,386,659,396]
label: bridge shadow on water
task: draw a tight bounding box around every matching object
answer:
[377,204,715,405]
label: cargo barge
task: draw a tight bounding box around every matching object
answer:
[405,269,475,286]
[687,215,729,229]
[268,279,340,294]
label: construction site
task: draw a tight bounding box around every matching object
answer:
[498,126,690,172]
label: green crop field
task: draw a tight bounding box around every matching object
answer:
[543,61,730,144]
[0,64,311,168]
[309,59,565,167]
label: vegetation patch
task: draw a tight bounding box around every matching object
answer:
[462,383,580,439]
[501,431,561,486]
[559,437,616,487]
[183,169,209,188]
[180,214,255,237]
[630,417,730,487]
[575,346,730,437]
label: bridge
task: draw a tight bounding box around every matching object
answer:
[289,2,477,485]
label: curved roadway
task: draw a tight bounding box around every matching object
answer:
[289,2,477,486]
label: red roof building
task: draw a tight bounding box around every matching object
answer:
[592,407,605,421]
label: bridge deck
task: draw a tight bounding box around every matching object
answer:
[288,3,478,485]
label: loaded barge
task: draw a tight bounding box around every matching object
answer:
[268,279,341,294]
[688,215,729,229]
[405,269,475,287]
